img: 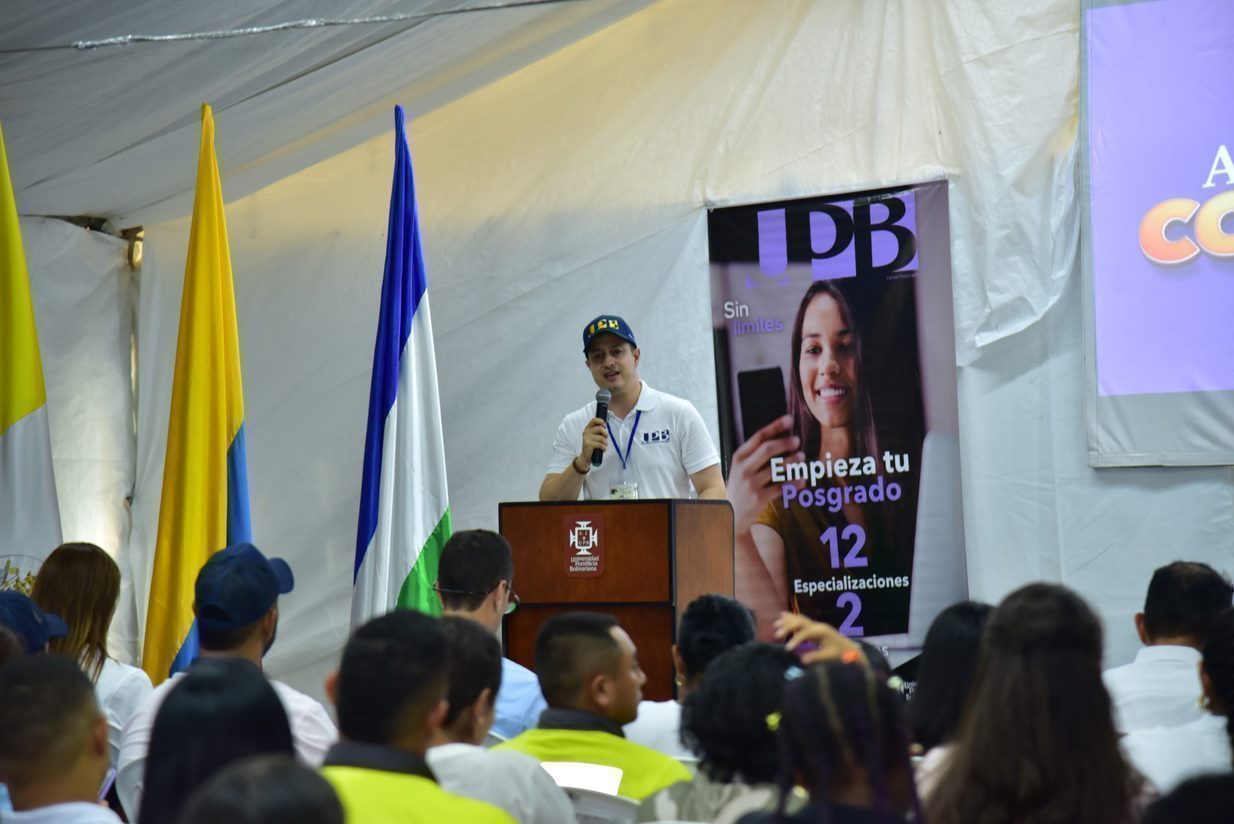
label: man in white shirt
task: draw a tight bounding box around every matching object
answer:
[116,543,337,817]
[427,617,574,823]
[436,529,546,739]
[0,656,123,823]
[1103,560,1233,733]
[540,314,725,501]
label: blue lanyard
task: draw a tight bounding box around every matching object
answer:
[606,411,642,471]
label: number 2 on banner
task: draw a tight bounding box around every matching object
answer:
[837,592,864,636]
[821,525,867,569]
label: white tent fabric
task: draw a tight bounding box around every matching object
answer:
[2,0,651,224]
[10,0,1234,703]
[20,218,133,558]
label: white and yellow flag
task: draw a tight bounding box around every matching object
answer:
[0,121,61,572]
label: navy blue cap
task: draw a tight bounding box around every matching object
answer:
[0,591,68,653]
[582,315,637,354]
[194,543,294,632]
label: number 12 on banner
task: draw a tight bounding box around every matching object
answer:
[821,525,866,636]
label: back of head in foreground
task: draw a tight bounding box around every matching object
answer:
[331,609,449,749]
[138,657,294,824]
[1140,560,1233,646]
[925,582,1141,824]
[438,615,504,744]
[768,658,917,823]
[534,611,642,725]
[675,594,756,690]
[176,754,344,824]
[30,541,120,681]
[908,600,994,752]
[0,655,109,811]
[436,529,516,630]
[680,642,799,785]
[1141,773,1234,824]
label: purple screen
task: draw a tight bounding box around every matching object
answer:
[1088,0,1234,397]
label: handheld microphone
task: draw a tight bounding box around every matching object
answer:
[592,389,611,467]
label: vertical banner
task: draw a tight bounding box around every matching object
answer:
[710,181,966,657]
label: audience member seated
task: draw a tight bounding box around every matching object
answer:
[176,755,344,824]
[321,609,514,823]
[738,657,918,824]
[117,543,336,817]
[0,624,25,665]
[426,616,575,823]
[1141,774,1234,824]
[1123,607,1234,792]
[435,528,547,739]
[925,583,1149,824]
[0,656,122,822]
[1104,561,1233,733]
[624,593,755,759]
[31,542,154,770]
[137,657,295,823]
[907,600,993,796]
[638,642,805,823]
[0,589,67,653]
[496,611,691,799]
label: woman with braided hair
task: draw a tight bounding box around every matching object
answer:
[738,655,918,823]
[1123,607,1234,794]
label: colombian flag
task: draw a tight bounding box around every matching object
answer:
[0,121,62,563]
[142,105,251,683]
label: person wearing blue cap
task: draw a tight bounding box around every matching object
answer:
[0,589,68,654]
[539,314,725,502]
[115,543,337,819]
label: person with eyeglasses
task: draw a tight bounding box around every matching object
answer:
[435,529,546,739]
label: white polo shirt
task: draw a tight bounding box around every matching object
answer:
[1122,713,1232,794]
[1103,645,1205,733]
[549,383,720,500]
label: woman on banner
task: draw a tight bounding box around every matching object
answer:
[728,280,919,639]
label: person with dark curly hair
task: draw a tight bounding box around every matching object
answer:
[625,594,756,758]
[637,643,805,823]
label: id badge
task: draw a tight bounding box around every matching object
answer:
[610,481,639,500]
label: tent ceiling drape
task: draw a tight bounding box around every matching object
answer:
[0,0,650,225]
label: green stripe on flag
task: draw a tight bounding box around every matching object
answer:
[396,508,452,615]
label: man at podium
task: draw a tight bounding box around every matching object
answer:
[539,315,725,502]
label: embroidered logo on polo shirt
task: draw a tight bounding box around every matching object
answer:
[641,429,671,444]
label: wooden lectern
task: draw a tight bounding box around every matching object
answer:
[499,499,734,702]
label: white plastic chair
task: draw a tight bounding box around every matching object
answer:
[540,761,624,794]
[675,756,699,777]
[563,786,639,824]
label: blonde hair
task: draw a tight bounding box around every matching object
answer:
[30,543,119,681]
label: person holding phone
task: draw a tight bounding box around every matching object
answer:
[728,282,915,638]
[539,314,725,501]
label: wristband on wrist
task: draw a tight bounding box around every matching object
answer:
[572,457,590,475]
